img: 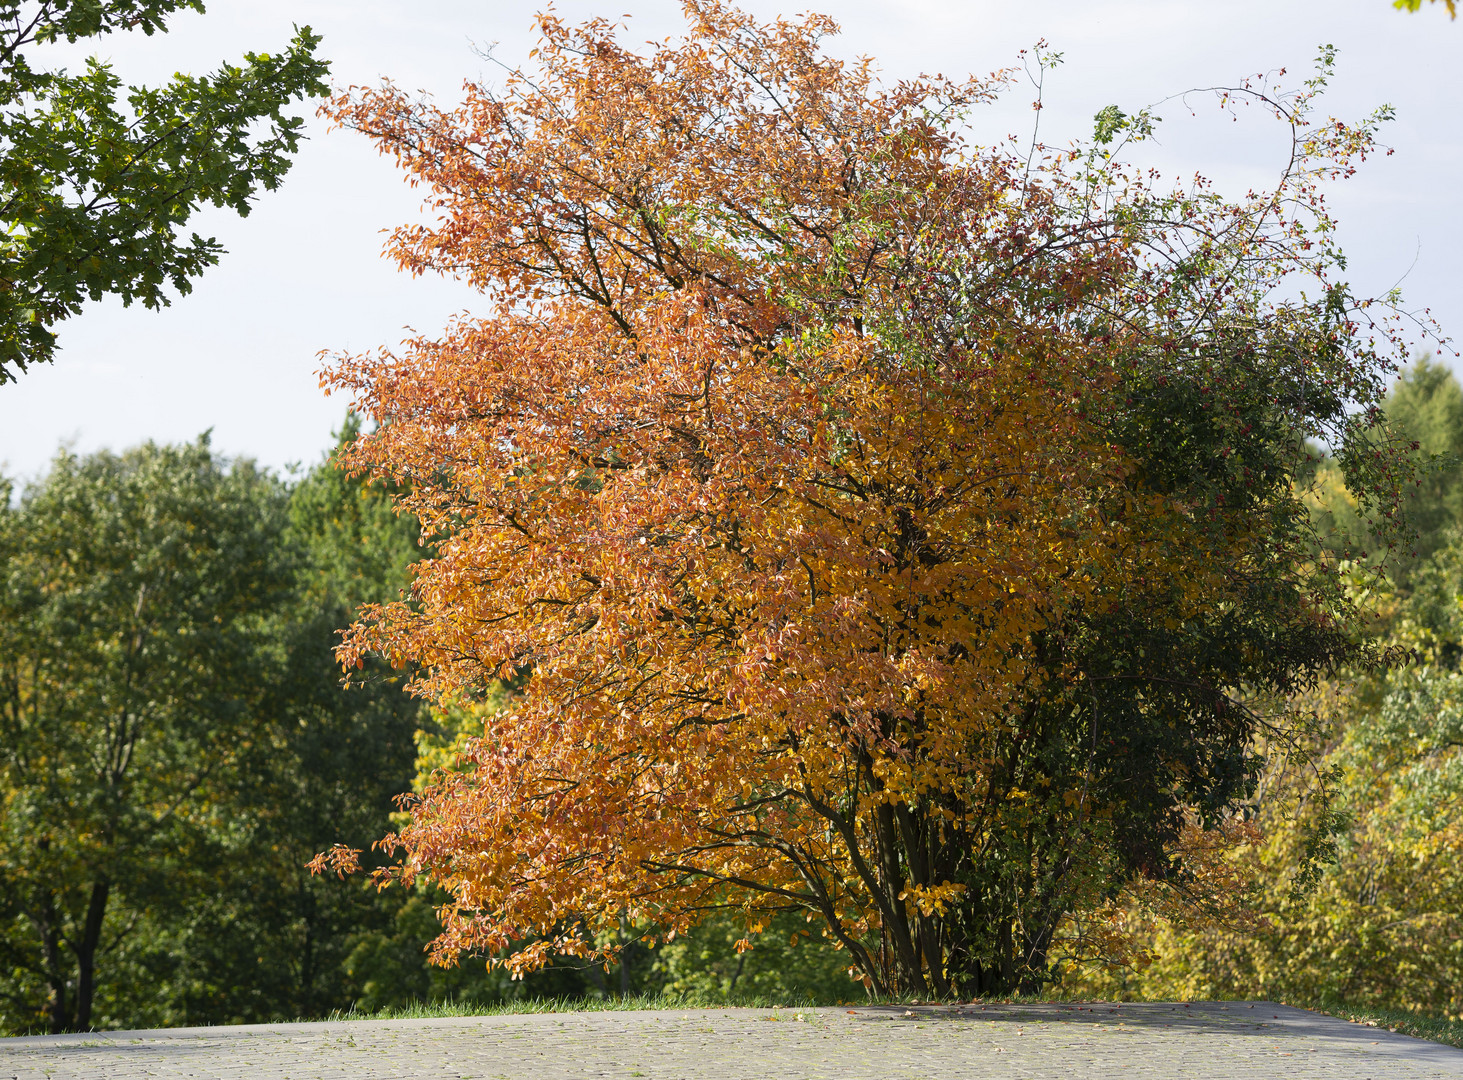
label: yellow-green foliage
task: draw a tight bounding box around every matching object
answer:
[649,909,859,1002]
[1071,671,1463,1015]
[1071,364,1463,1014]
[412,690,517,794]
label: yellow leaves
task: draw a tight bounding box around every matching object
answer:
[899,881,967,918]
[1056,815,1268,991]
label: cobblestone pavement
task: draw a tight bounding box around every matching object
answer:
[2,1001,1461,1079]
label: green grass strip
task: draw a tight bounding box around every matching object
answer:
[1295,1001,1463,1050]
[322,990,848,1021]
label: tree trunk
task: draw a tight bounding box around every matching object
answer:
[727,951,747,995]
[618,911,631,996]
[998,918,1015,993]
[35,887,68,1034]
[874,803,925,995]
[73,877,110,1031]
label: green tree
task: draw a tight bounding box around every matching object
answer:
[0,424,441,1032]
[1382,359,1463,567]
[199,419,426,1021]
[1072,366,1463,1011]
[81,420,432,1028]
[1309,357,1463,579]
[0,437,291,1032]
[0,1,329,382]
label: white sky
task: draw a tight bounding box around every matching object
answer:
[0,0,1457,483]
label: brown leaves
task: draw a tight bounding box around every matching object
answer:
[306,843,363,880]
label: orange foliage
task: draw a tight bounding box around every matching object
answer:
[311,3,1408,996]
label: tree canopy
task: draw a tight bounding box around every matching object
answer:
[1394,0,1456,19]
[312,3,1418,997]
[0,1,328,382]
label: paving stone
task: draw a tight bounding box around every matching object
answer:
[1,1001,1460,1079]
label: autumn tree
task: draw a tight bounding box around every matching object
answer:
[0,1,328,382]
[314,4,1417,996]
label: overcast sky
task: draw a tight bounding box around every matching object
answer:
[0,0,1457,483]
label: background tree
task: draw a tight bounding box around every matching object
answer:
[1309,356,1462,577]
[111,419,429,1027]
[0,1,329,382]
[0,438,290,1031]
[314,3,1417,997]
[0,423,430,1032]
[1076,361,1463,1013]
